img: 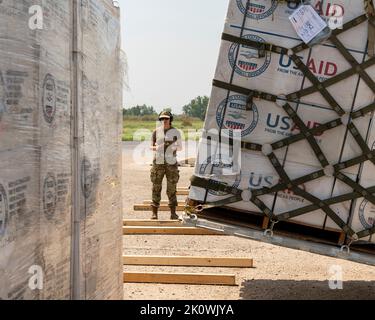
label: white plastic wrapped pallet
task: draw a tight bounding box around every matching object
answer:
[0,0,123,299]
[190,0,375,245]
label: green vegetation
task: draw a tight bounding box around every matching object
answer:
[182,96,209,121]
[122,115,204,141]
[122,96,209,141]
[122,104,157,117]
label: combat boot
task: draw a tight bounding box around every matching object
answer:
[151,206,158,220]
[170,207,179,220]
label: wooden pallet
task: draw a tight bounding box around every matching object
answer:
[194,205,347,247]
[177,187,189,196]
[177,190,189,196]
[122,218,252,286]
[134,198,347,246]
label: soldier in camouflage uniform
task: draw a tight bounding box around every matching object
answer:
[150,111,182,220]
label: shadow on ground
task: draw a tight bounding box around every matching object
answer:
[240,279,375,300]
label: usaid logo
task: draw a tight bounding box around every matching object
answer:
[81,158,94,199]
[43,173,57,220]
[42,74,56,124]
[266,112,323,137]
[278,54,338,78]
[359,199,375,230]
[0,184,8,236]
[229,34,271,78]
[237,0,278,20]
[216,95,259,137]
[199,154,241,196]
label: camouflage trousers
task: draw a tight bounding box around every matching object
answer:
[150,164,180,208]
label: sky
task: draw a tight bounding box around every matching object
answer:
[118,0,229,114]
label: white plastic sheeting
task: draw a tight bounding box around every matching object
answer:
[190,0,375,245]
[0,0,123,299]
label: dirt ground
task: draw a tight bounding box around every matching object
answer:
[122,141,375,300]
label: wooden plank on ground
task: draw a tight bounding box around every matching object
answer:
[123,226,224,235]
[123,272,236,286]
[123,219,183,227]
[123,255,253,267]
[176,190,189,195]
[142,200,186,205]
[133,204,185,211]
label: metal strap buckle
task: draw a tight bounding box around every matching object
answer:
[264,219,279,237]
[340,234,358,255]
[246,92,254,110]
[258,43,266,58]
[195,204,204,213]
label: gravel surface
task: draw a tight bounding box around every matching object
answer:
[122,142,375,300]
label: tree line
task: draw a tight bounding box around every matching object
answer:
[123,96,209,121]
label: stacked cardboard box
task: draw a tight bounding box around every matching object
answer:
[190,0,375,245]
[0,0,123,299]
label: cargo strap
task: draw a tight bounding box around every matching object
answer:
[288,53,345,116]
[282,102,329,167]
[192,174,375,217]
[189,176,243,208]
[266,152,356,236]
[195,10,375,240]
[220,14,375,116]
[291,57,375,101]
[190,175,277,220]
[221,33,288,56]
[202,0,252,206]
[198,109,375,239]
[272,101,375,150]
[213,79,375,153]
[272,2,373,58]
[213,79,277,105]
[191,141,375,237]
[329,33,375,92]
[347,123,375,166]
